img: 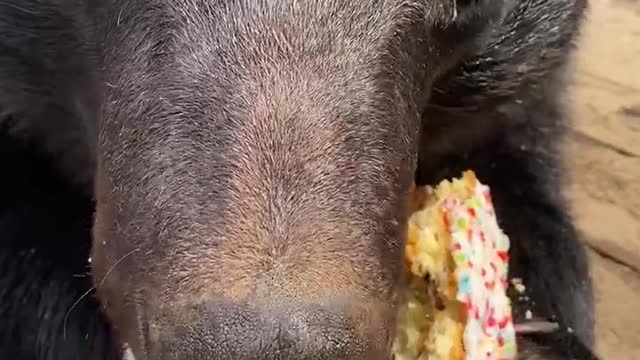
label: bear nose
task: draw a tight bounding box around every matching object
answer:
[145,300,391,360]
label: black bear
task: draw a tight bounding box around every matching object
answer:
[0,127,114,359]
[0,0,601,359]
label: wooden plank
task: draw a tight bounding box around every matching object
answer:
[589,250,640,359]
[564,132,640,272]
[567,0,640,158]
[564,0,640,271]
[562,1,640,358]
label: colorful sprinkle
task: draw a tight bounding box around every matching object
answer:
[441,179,517,360]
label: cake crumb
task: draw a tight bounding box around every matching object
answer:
[511,278,526,293]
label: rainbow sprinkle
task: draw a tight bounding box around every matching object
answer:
[441,181,517,360]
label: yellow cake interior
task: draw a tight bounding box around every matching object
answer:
[391,172,480,360]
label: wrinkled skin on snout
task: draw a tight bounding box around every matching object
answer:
[89,0,596,359]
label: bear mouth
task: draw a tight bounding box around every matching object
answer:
[115,175,562,360]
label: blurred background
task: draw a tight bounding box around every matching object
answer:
[564,0,640,358]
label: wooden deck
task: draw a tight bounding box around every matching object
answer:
[564,0,640,358]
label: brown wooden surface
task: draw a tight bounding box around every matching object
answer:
[564,0,640,358]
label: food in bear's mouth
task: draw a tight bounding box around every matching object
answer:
[120,170,517,360]
[391,170,517,360]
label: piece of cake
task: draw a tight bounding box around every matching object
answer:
[392,170,517,360]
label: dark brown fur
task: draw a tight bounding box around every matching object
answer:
[0,0,599,359]
[90,2,508,359]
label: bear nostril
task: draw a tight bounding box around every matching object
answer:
[145,300,392,360]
